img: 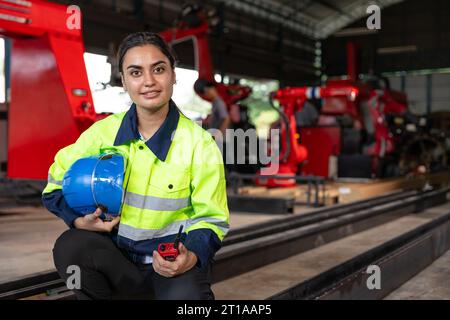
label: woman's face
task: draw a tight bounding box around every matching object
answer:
[121,44,176,112]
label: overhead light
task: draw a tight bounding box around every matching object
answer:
[334,27,378,37]
[377,45,417,55]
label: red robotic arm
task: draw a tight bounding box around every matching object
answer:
[0,0,96,179]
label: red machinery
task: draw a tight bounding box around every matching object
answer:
[0,0,98,180]
[0,2,250,181]
[257,42,410,187]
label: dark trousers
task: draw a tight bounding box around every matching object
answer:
[52,229,215,300]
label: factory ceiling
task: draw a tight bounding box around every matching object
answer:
[210,0,404,39]
[49,0,446,84]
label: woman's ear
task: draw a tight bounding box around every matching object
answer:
[121,74,127,92]
[173,71,177,85]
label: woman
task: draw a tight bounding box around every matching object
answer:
[42,32,229,300]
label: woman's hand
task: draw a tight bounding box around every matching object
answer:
[152,242,198,277]
[73,208,120,232]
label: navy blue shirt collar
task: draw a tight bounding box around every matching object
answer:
[114,99,180,162]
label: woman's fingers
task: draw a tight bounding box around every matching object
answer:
[93,207,102,217]
[85,208,102,222]
[152,251,176,277]
[74,208,122,233]
[155,265,175,277]
[178,242,187,254]
[153,250,167,267]
[111,216,121,224]
[103,216,121,231]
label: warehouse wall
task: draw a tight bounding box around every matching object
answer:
[324,0,450,76]
[388,72,450,115]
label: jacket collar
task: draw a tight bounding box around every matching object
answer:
[114,99,180,161]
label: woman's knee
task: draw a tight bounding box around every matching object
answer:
[52,229,107,271]
[153,269,215,300]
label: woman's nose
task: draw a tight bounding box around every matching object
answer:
[143,71,156,86]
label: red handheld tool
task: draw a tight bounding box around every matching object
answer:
[157,225,183,261]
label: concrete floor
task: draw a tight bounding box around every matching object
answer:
[212,202,450,299]
[385,250,450,300]
[0,206,66,283]
[1,200,449,300]
[0,204,302,283]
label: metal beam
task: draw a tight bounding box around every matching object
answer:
[316,0,406,39]
[218,0,317,38]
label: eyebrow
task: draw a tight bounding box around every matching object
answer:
[126,60,167,70]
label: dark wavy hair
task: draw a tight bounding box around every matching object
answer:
[117,32,177,73]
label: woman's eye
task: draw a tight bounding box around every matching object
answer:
[154,66,165,74]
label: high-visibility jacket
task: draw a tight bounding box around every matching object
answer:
[42,100,229,268]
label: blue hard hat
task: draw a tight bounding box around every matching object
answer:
[62,153,126,219]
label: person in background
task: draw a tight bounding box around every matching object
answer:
[195,80,230,137]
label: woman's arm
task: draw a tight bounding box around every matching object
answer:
[184,135,230,269]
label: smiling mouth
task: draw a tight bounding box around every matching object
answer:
[141,91,161,98]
